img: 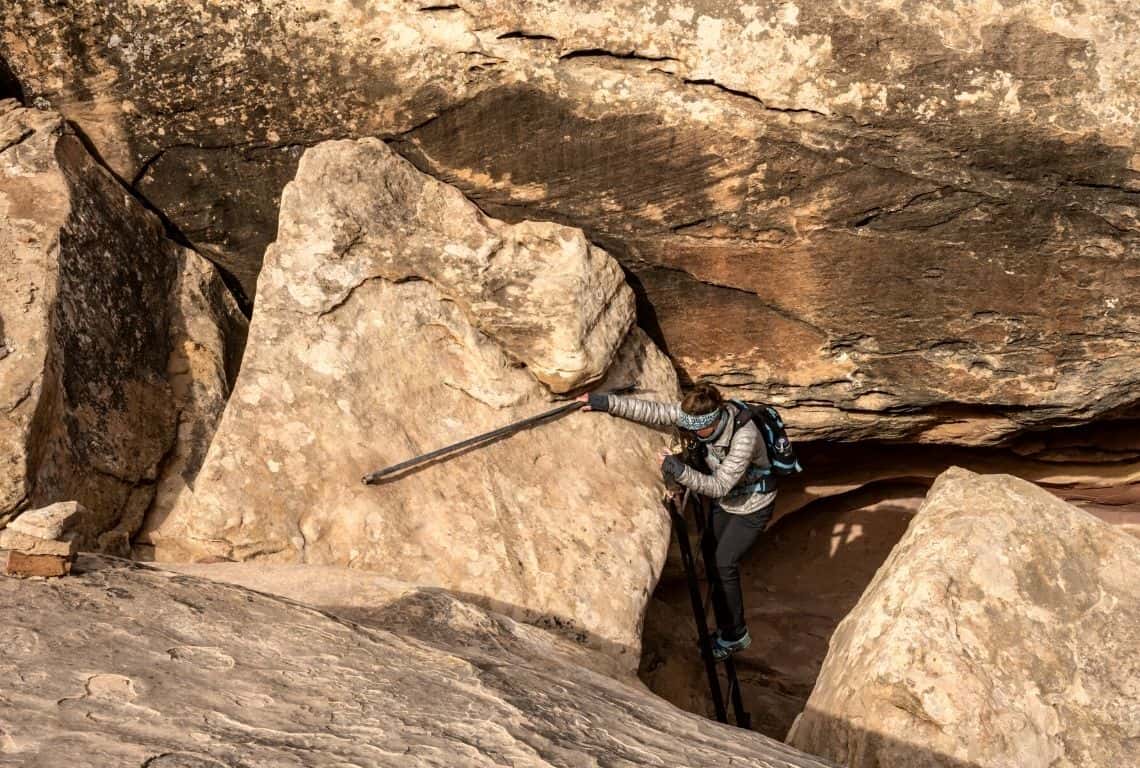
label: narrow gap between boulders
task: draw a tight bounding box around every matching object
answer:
[63,119,254,318]
[638,421,1140,736]
[0,57,27,104]
[639,476,927,738]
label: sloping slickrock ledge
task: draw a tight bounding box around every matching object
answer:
[0,555,836,768]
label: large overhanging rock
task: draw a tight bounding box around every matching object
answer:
[5,2,1140,444]
[0,555,837,767]
[150,137,678,666]
[0,100,245,552]
[787,467,1140,768]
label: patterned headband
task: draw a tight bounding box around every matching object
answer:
[677,408,721,431]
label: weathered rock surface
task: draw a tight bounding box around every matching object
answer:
[151,138,678,665]
[3,500,84,540]
[4,1,1140,443]
[1,548,70,577]
[257,137,633,394]
[787,467,1140,768]
[136,246,247,549]
[0,530,77,558]
[0,555,835,767]
[0,100,244,552]
[163,560,633,681]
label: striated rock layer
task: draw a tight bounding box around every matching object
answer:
[151,138,678,665]
[0,100,244,552]
[4,1,1140,443]
[787,467,1140,768]
[0,555,836,767]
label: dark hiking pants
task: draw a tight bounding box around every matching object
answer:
[708,501,774,641]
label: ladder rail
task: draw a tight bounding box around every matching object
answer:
[667,489,727,723]
[666,490,751,728]
[697,495,752,729]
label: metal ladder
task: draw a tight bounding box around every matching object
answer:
[666,488,751,729]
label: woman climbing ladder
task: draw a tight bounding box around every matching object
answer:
[577,382,776,660]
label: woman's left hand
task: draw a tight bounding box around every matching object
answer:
[659,450,685,480]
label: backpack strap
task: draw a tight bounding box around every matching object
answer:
[729,400,753,430]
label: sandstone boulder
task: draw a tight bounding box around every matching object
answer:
[151,138,678,665]
[0,100,245,552]
[4,500,84,540]
[4,1,1140,443]
[1,549,70,578]
[0,530,77,558]
[0,502,86,577]
[259,137,633,394]
[135,245,248,551]
[0,554,836,767]
[787,467,1140,768]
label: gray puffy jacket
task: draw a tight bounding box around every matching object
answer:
[605,395,777,515]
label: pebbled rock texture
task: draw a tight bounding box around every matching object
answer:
[0,555,837,767]
[4,1,1140,443]
[787,467,1140,768]
[0,100,244,553]
[151,137,678,666]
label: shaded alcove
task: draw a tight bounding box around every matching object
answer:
[638,478,927,738]
[638,417,1140,738]
[0,57,25,104]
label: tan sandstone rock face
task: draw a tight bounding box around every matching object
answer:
[787,467,1140,768]
[0,100,244,552]
[152,138,678,665]
[257,137,633,394]
[5,1,1139,443]
[0,555,837,767]
[136,249,248,549]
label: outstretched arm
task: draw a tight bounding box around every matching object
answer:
[580,392,683,427]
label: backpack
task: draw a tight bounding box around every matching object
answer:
[729,400,803,479]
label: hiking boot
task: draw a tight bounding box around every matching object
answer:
[711,629,751,661]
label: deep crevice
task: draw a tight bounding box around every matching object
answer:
[641,422,1140,735]
[0,57,26,104]
[851,208,882,228]
[641,476,927,736]
[64,121,253,316]
[560,48,679,63]
[1065,179,1140,197]
[682,78,829,118]
[497,31,558,42]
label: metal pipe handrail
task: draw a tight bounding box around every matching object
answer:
[361,386,632,485]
